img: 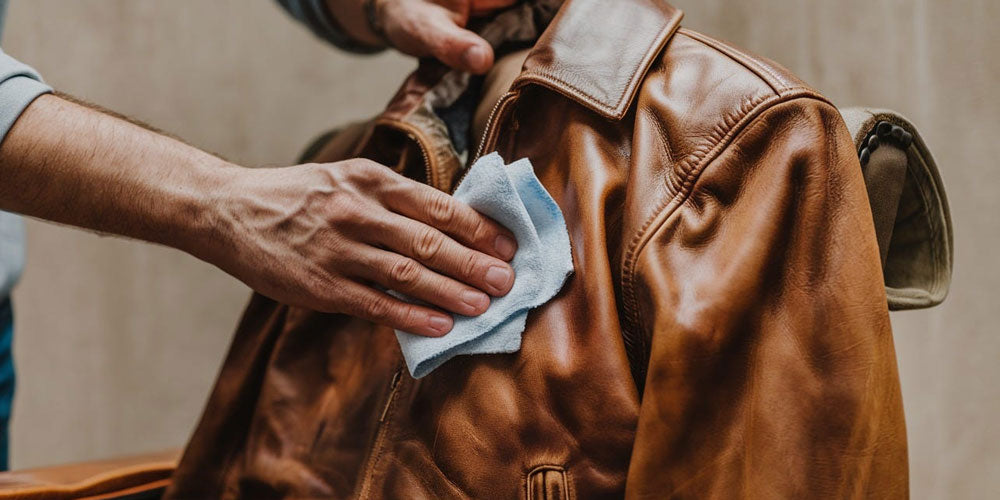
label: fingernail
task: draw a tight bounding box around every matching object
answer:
[462,290,490,314]
[428,314,453,335]
[462,45,488,71]
[485,265,514,294]
[494,234,517,260]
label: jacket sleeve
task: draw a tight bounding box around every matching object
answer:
[623,98,908,498]
[274,0,384,54]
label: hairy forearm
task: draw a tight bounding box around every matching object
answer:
[0,89,519,336]
[0,93,237,257]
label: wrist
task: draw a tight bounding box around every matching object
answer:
[170,157,243,266]
[325,0,388,48]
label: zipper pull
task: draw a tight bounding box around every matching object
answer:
[379,369,403,423]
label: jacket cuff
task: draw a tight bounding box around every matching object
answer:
[276,0,385,54]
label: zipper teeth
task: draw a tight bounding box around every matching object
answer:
[450,90,519,192]
[414,136,435,189]
[358,367,404,499]
[474,91,518,162]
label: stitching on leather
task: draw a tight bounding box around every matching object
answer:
[516,12,681,120]
[679,29,795,93]
[619,93,775,359]
[647,106,676,166]
[376,113,459,191]
[516,71,622,118]
[357,368,403,499]
[358,408,390,498]
[681,29,782,91]
[619,91,829,378]
[613,12,683,116]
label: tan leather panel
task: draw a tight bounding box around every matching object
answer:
[627,99,906,498]
[0,450,178,500]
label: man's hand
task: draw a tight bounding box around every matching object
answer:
[0,94,516,337]
[215,159,517,337]
[329,0,519,74]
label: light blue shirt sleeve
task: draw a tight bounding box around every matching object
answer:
[0,212,23,297]
[0,48,50,297]
[275,0,384,54]
[0,48,52,141]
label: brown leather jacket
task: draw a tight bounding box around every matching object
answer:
[168,1,907,498]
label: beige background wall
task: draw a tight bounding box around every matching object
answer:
[2,0,996,497]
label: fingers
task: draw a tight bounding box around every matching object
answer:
[385,1,495,73]
[423,14,494,73]
[371,211,515,297]
[469,0,519,17]
[336,278,454,337]
[355,246,492,317]
[381,178,517,262]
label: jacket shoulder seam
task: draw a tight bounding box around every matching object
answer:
[619,92,831,377]
[678,28,806,94]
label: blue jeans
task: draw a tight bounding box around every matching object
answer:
[0,298,13,470]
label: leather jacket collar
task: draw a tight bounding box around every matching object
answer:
[517,0,684,120]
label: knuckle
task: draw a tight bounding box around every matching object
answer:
[346,159,387,187]
[425,192,456,227]
[434,280,461,304]
[400,305,423,330]
[317,292,345,314]
[317,163,348,189]
[326,189,351,210]
[461,250,481,280]
[470,216,492,244]
[388,257,421,286]
[412,228,443,262]
[318,280,346,311]
[360,294,393,322]
[346,157,377,172]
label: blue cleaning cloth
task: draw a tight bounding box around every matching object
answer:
[395,153,574,378]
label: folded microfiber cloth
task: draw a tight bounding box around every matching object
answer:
[395,152,573,378]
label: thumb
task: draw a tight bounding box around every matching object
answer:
[414,12,496,74]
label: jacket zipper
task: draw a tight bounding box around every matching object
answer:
[413,135,435,190]
[445,90,520,192]
[356,89,519,498]
[379,369,403,422]
[357,366,404,499]
[473,91,519,164]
